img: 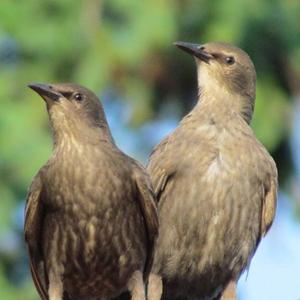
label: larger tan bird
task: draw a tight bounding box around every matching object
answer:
[147,42,277,300]
[25,83,158,300]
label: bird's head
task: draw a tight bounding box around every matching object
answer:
[28,83,113,144]
[175,41,256,123]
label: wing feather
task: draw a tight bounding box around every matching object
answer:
[24,173,48,300]
[261,176,277,237]
[147,135,175,200]
[133,166,159,280]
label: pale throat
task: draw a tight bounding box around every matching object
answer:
[51,126,89,159]
[48,108,93,151]
[196,67,253,123]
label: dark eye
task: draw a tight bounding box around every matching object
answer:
[225,56,235,65]
[199,46,205,51]
[74,93,83,101]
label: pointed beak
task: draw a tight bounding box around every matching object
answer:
[28,83,62,101]
[174,41,213,63]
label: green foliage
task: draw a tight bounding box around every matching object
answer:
[0,265,37,300]
[252,77,291,150]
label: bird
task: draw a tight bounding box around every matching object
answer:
[146,42,278,300]
[24,83,158,300]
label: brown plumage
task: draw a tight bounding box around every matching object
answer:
[24,83,158,300]
[146,42,278,300]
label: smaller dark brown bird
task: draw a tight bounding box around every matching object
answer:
[147,42,278,300]
[25,83,158,300]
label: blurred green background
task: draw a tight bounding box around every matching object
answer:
[0,0,300,299]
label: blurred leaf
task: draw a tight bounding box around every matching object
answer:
[252,77,291,150]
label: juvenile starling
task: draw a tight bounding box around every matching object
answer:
[25,83,158,300]
[147,42,278,300]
